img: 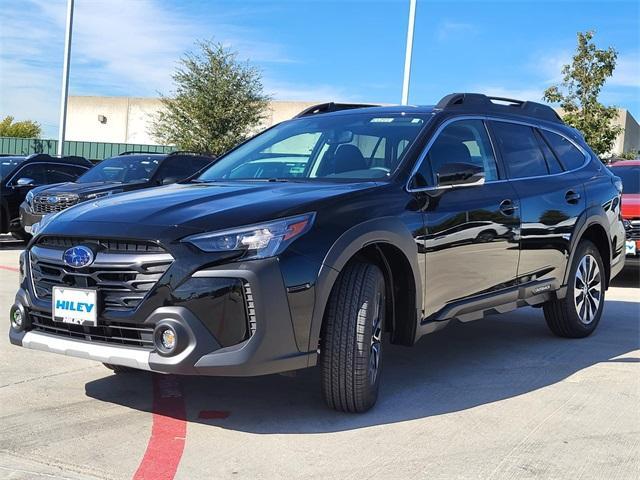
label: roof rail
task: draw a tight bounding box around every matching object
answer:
[295,102,381,118]
[118,150,167,156]
[21,153,92,166]
[167,150,214,157]
[436,93,563,124]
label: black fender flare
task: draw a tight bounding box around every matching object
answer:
[306,216,423,358]
[561,205,612,290]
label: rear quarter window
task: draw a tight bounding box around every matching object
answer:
[540,130,586,170]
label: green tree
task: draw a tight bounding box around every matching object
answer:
[543,31,622,156]
[0,116,42,138]
[152,41,271,156]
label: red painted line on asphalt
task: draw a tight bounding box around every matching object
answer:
[0,265,19,272]
[198,410,231,420]
[133,375,186,480]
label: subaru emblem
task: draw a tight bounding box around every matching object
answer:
[63,246,94,268]
[47,196,59,204]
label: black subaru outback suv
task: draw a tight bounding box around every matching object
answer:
[20,151,215,235]
[10,94,625,413]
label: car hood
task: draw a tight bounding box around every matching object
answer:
[42,181,380,235]
[33,181,132,197]
[621,193,640,218]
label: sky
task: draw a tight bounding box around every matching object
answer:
[1,0,638,138]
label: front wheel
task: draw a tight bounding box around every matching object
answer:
[543,240,605,338]
[320,261,386,413]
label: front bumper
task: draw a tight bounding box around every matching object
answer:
[10,255,317,376]
[19,203,43,232]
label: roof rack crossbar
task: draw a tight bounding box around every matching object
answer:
[436,93,563,124]
[295,102,381,118]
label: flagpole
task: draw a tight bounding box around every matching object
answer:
[401,0,417,105]
[57,0,74,156]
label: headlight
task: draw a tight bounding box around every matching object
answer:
[183,213,315,259]
[25,190,35,205]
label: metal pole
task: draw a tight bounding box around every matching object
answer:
[57,0,74,157]
[401,0,417,105]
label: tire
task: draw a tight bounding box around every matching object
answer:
[320,261,386,413]
[543,240,605,338]
[103,363,137,374]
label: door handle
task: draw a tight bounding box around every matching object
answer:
[565,190,581,204]
[499,199,518,216]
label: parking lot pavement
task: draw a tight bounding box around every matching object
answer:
[0,236,638,480]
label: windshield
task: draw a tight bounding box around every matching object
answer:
[0,157,26,180]
[77,155,162,184]
[198,112,430,182]
[612,165,640,193]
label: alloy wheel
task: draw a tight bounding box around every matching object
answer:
[368,290,383,385]
[574,254,602,325]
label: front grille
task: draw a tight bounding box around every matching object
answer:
[627,220,640,241]
[30,238,173,312]
[37,236,165,253]
[30,311,154,348]
[32,193,79,214]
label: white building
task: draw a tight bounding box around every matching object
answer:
[66,96,319,145]
[65,95,640,156]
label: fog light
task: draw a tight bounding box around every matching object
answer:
[161,328,176,350]
[10,306,24,331]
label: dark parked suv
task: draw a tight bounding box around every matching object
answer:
[10,94,626,412]
[1,154,92,240]
[20,151,215,235]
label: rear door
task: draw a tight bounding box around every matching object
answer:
[415,119,521,318]
[489,120,586,286]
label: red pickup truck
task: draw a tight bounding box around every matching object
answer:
[610,159,640,267]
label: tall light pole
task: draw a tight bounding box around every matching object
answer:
[57,0,74,156]
[401,0,417,105]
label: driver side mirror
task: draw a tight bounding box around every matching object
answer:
[15,177,36,187]
[161,177,179,185]
[436,162,485,188]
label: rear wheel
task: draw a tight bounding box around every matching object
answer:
[320,261,386,413]
[543,240,605,338]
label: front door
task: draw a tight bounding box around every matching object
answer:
[412,119,521,318]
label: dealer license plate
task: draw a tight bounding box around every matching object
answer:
[52,287,98,326]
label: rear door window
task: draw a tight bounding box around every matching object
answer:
[490,122,548,179]
[540,130,586,170]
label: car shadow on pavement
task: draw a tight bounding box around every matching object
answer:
[85,300,639,434]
